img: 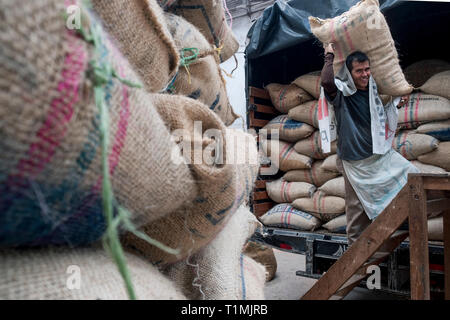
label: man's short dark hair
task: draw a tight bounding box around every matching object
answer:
[346,51,370,72]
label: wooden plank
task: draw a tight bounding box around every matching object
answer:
[332,240,407,300]
[253,191,269,201]
[249,112,270,128]
[444,207,450,300]
[253,103,278,115]
[332,273,367,300]
[254,180,267,189]
[253,202,275,216]
[422,175,450,191]
[250,86,270,100]
[301,185,410,300]
[427,198,450,216]
[408,175,430,300]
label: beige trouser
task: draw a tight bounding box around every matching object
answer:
[336,157,371,246]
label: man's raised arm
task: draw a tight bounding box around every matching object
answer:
[321,43,337,100]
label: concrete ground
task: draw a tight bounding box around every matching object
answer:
[264,249,406,300]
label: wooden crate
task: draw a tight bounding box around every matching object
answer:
[248,86,281,217]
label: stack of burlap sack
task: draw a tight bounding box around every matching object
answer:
[0,0,267,300]
[258,0,448,241]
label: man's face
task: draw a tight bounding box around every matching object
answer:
[350,60,371,90]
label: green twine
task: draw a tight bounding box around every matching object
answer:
[73,8,180,300]
[179,47,199,67]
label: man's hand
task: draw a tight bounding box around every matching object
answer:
[397,95,409,108]
[324,43,334,55]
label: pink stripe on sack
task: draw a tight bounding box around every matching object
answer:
[342,22,355,52]
[414,93,421,123]
[315,76,321,97]
[286,182,292,203]
[330,20,343,62]
[309,102,316,127]
[8,31,86,185]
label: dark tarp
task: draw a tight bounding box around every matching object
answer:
[245,0,450,91]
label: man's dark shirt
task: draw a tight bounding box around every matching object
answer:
[321,53,373,161]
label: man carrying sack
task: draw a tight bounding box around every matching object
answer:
[319,43,419,245]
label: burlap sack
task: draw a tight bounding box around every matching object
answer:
[122,94,259,266]
[428,215,443,241]
[417,141,450,171]
[283,160,340,187]
[292,71,322,99]
[416,119,450,142]
[309,0,413,96]
[163,206,264,300]
[397,93,450,126]
[294,130,338,159]
[261,139,312,172]
[392,130,439,160]
[259,203,322,231]
[0,245,186,300]
[322,214,347,234]
[265,83,314,113]
[91,0,179,93]
[241,255,267,300]
[243,241,278,282]
[318,176,346,198]
[410,161,447,174]
[263,115,315,142]
[404,59,450,88]
[266,178,316,203]
[0,0,196,247]
[420,70,450,100]
[321,154,340,173]
[170,0,239,62]
[292,191,345,222]
[288,100,320,128]
[157,0,177,10]
[164,13,238,126]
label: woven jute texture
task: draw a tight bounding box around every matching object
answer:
[163,206,265,300]
[265,83,313,114]
[170,0,239,63]
[392,130,439,160]
[121,94,259,266]
[418,141,450,171]
[397,93,450,126]
[0,0,196,247]
[292,191,345,222]
[283,160,340,187]
[263,115,315,143]
[420,70,450,100]
[266,178,316,203]
[91,0,179,93]
[261,139,312,172]
[243,240,278,282]
[309,0,413,96]
[294,130,338,160]
[288,100,320,128]
[318,176,346,198]
[292,71,322,99]
[404,59,450,88]
[0,245,186,300]
[410,161,447,174]
[259,203,322,231]
[321,154,339,173]
[164,13,238,126]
